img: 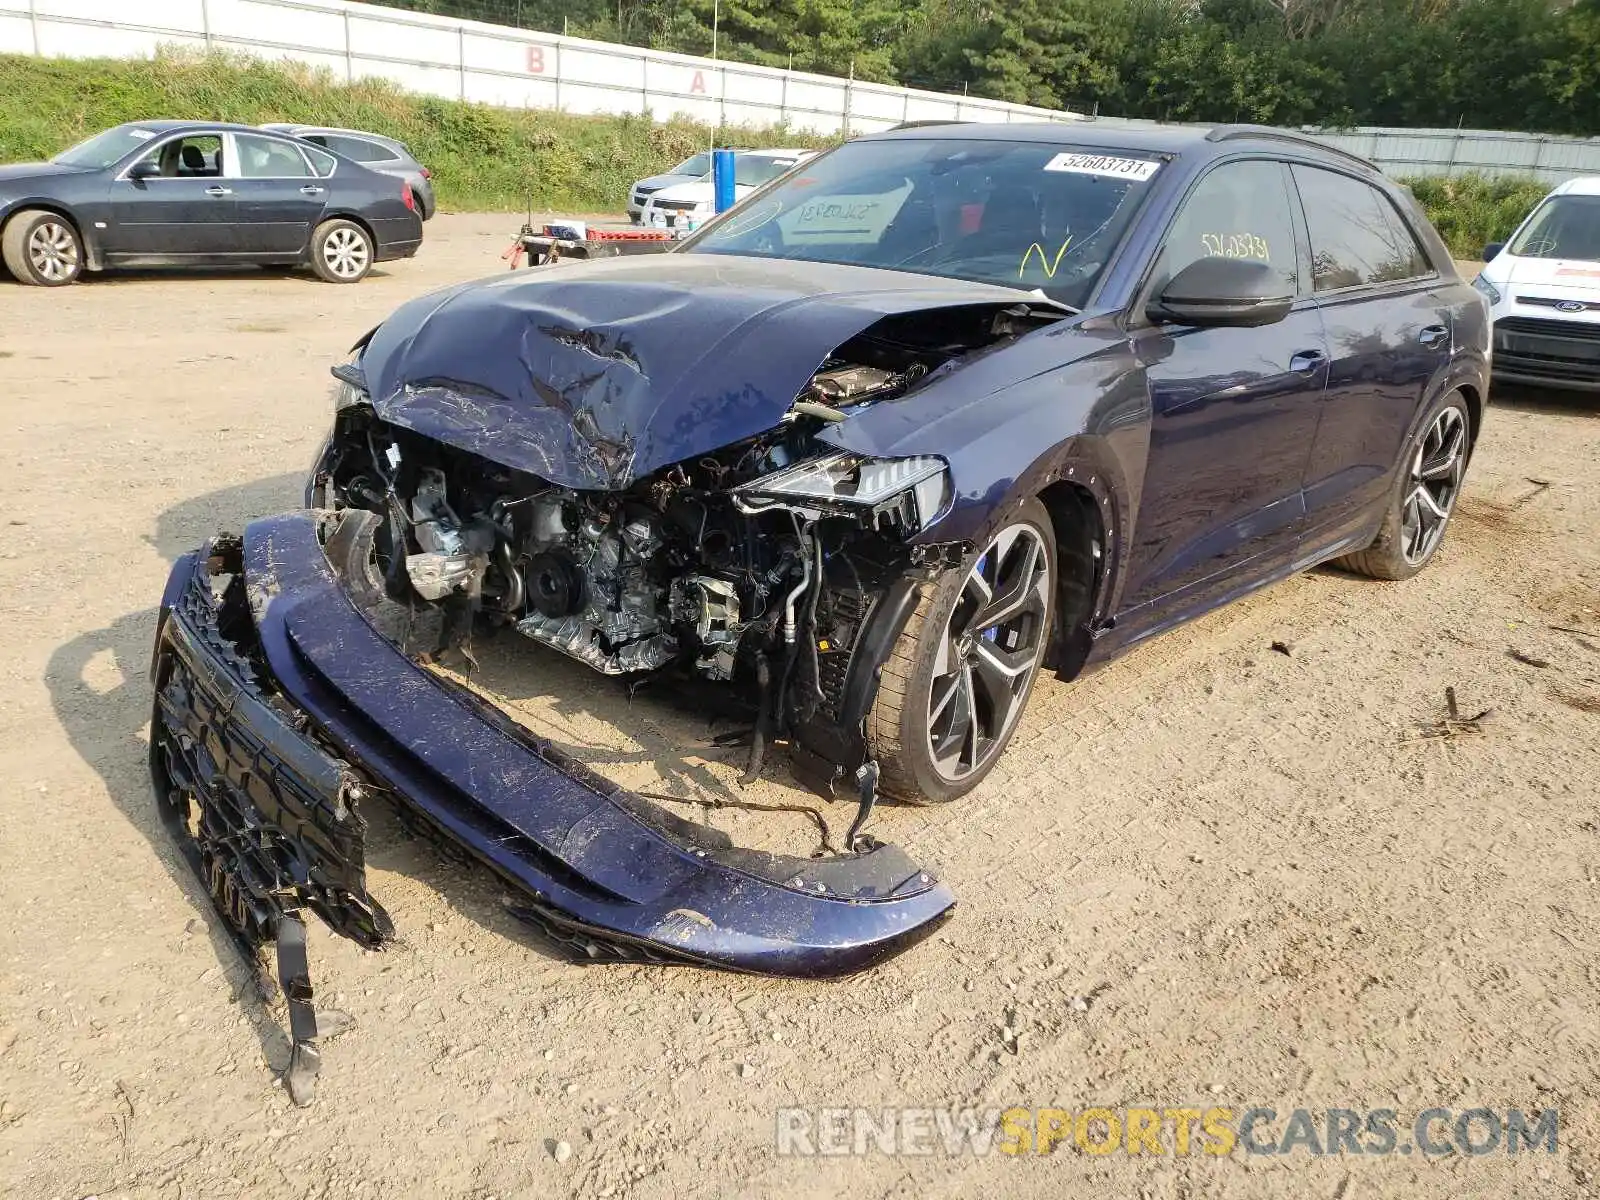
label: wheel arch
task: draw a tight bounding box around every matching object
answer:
[1,201,100,271]
[309,209,377,257]
[1456,380,1483,462]
[1036,478,1112,681]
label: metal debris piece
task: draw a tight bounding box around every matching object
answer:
[1507,649,1551,669]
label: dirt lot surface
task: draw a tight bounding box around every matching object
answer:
[2,214,1598,1199]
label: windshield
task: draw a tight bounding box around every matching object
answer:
[735,156,799,187]
[53,125,161,169]
[682,138,1161,307]
[670,152,712,177]
[1509,194,1600,263]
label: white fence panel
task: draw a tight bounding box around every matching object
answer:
[0,0,1083,133]
[10,0,1600,181]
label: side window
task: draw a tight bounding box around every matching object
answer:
[1292,166,1432,291]
[133,135,224,178]
[302,144,337,178]
[328,135,397,163]
[235,135,313,179]
[1160,160,1298,293]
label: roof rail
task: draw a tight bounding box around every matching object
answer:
[882,119,974,132]
[1205,124,1378,171]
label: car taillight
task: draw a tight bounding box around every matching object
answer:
[420,167,432,180]
[402,181,415,211]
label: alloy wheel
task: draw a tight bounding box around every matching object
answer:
[1401,405,1467,565]
[322,228,370,279]
[925,523,1051,783]
[28,220,79,282]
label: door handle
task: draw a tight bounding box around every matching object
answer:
[300,185,325,195]
[205,185,232,196]
[1418,324,1449,347]
[1289,349,1327,375]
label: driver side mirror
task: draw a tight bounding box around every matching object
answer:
[1146,257,1294,329]
[127,159,160,180]
[1482,242,1504,262]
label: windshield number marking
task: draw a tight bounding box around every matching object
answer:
[1043,153,1160,181]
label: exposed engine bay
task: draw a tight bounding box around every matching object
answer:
[314,365,940,768]
[306,305,1054,796]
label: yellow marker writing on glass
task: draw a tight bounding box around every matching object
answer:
[1019,237,1072,279]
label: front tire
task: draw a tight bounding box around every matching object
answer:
[309,219,374,283]
[867,500,1056,803]
[1336,393,1472,580]
[2,210,84,286]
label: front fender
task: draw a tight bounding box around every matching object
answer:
[824,320,1150,617]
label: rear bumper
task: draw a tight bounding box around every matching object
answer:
[372,215,423,261]
[150,513,955,977]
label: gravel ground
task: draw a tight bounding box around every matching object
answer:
[1,215,1597,1199]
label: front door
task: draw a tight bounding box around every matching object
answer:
[1289,164,1457,549]
[1120,158,1329,615]
[229,133,327,256]
[104,133,239,257]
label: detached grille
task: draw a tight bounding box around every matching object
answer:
[1493,315,1600,383]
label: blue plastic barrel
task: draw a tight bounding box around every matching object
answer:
[712,148,737,214]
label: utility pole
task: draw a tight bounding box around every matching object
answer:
[713,0,720,59]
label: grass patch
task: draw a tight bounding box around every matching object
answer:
[1403,174,1549,259]
[0,49,836,212]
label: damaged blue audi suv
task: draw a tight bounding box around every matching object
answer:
[152,122,1487,1092]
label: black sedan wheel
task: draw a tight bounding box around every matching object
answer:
[310,219,374,284]
[2,209,84,286]
[867,499,1056,803]
[1337,392,1471,580]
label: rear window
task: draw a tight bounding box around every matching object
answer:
[1508,194,1600,263]
[670,153,712,177]
[735,156,800,187]
[329,135,401,163]
[685,138,1161,308]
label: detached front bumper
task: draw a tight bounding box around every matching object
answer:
[150,513,954,988]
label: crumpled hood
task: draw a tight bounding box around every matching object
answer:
[359,253,1044,489]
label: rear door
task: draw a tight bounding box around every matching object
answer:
[1289,165,1455,549]
[1121,158,1330,614]
[104,133,239,257]
[229,133,328,256]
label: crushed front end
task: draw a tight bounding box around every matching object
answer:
[150,516,955,1101]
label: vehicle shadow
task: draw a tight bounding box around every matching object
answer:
[42,475,583,1078]
[81,265,398,287]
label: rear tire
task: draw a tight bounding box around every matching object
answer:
[866,499,1056,803]
[2,209,84,286]
[1336,391,1472,580]
[309,219,374,283]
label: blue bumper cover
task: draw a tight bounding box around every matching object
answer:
[150,513,955,979]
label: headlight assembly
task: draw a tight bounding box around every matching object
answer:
[733,450,951,532]
[330,359,371,411]
[1472,273,1502,306]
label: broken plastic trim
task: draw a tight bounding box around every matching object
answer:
[149,516,956,1099]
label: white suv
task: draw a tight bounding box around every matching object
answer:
[639,149,814,231]
[1476,175,1600,392]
